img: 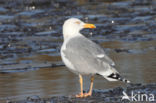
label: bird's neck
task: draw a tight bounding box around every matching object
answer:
[63,32,82,40]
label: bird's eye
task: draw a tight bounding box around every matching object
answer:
[75,21,80,25]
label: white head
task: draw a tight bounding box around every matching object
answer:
[63,18,96,39]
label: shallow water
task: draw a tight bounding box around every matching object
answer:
[0,41,155,102]
[0,0,156,102]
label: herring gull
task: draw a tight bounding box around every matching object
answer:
[61,18,130,98]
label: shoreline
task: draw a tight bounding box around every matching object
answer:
[9,83,156,103]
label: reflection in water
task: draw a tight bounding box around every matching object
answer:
[0,41,155,102]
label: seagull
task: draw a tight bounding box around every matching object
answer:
[61,18,130,98]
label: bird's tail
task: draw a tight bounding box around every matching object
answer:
[98,67,130,83]
[106,73,131,83]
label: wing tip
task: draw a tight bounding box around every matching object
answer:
[106,73,131,83]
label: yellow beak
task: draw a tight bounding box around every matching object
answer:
[84,23,96,29]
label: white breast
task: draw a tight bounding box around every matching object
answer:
[61,40,75,71]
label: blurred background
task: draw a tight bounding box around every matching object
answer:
[0,0,155,102]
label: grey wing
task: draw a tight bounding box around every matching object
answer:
[96,52,115,66]
[63,36,115,73]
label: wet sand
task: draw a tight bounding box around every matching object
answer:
[9,83,156,103]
